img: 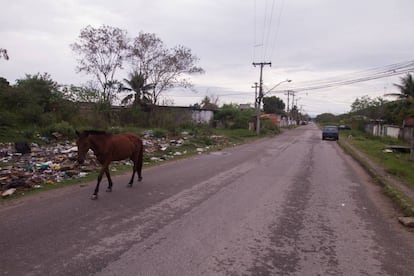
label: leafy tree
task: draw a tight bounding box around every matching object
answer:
[61,82,101,103]
[214,104,254,129]
[200,95,219,110]
[71,25,129,104]
[315,113,338,124]
[351,95,388,119]
[0,48,8,60]
[263,96,285,114]
[15,73,60,113]
[0,77,10,88]
[128,32,204,104]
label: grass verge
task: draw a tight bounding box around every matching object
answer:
[338,133,414,217]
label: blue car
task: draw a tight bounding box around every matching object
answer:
[322,126,339,140]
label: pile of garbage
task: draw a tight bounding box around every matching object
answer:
[0,131,228,198]
[0,141,98,197]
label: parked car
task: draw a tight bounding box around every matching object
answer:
[322,125,339,140]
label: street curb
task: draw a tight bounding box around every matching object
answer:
[338,139,414,218]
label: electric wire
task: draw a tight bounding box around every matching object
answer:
[269,0,285,62]
[272,60,414,93]
[263,0,276,60]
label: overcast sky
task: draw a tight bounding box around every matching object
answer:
[1,0,413,116]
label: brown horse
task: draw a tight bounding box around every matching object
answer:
[75,130,143,199]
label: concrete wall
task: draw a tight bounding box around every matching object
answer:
[384,125,400,139]
[192,109,214,124]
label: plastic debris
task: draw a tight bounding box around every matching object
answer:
[2,188,16,197]
[398,217,414,227]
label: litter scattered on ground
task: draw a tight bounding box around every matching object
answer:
[384,145,411,153]
[0,131,228,198]
[398,216,414,227]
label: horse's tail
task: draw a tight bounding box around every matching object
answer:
[137,138,144,181]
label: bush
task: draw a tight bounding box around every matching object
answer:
[40,121,76,139]
[261,120,280,135]
[152,128,167,138]
[214,104,255,129]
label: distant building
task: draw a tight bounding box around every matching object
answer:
[239,104,252,110]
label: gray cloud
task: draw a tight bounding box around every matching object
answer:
[1,0,413,116]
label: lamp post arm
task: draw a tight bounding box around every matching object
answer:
[264,79,292,96]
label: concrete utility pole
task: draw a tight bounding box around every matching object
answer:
[252,82,259,110]
[253,62,271,135]
[285,90,291,112]
[285,90,295,126]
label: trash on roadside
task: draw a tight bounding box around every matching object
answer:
[2,188,16,197]
[1,130,226,197]
[398,216,414,227]
[14,142,31,154]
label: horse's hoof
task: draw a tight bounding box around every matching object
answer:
[127,183,133,188]
[138,177,143,182]
[106,188,112,192]
[91,195,98,200]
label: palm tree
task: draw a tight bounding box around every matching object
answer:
[386,74,414,100]
[121,71,153,106]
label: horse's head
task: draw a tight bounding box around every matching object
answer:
[75,130,90,165]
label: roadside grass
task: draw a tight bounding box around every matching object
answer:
[341,130,414,189]
[339,130,414,217]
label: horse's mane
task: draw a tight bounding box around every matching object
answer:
[83,130,112,136]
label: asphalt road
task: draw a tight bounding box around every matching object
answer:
[1,123,414,275]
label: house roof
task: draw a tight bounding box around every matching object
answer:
[405,117,414,126]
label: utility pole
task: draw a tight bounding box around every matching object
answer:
[253,62,271,134]
[285,90,295,126]
[285,90,291,113]
[252,82,259,110]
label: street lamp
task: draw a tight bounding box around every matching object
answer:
[264,79,292,96]
[256,79,292,135]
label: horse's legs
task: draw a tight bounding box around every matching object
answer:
[128,154,137,187]
[128,169,135,187]
[92,163,111,200]
[92,168,105,200]
[105,167,113,192]
[137,144,143,181]
[128,145,143,187]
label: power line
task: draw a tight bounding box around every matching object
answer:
[272,60,414,93]
[263,0,276,60]
[269,0,286,62]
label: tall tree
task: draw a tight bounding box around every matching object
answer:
[71,25,129,104]
[351,95,388,119]
[15,73,60,113]
[128,32,204,104]
[263,96,285,113]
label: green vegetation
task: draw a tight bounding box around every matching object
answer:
[341,130,414,187]
[316,74,414,129]
[214,104,255,129]
[339,130,414,216]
